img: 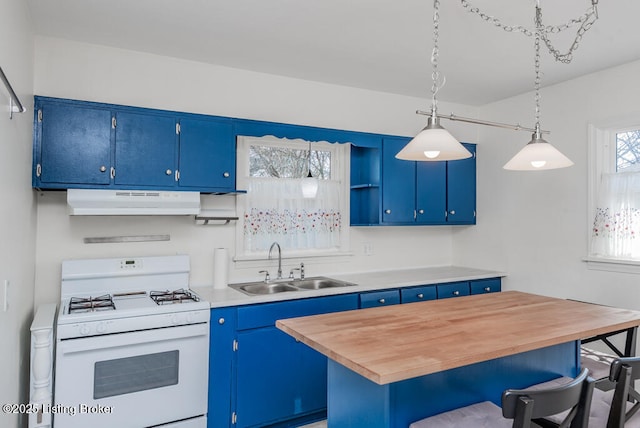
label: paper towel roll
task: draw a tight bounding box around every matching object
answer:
[213,248,229,290]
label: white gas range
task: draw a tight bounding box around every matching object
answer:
[53,255,210,428]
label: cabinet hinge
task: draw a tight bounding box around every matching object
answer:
[110,167,116,179]
[176,123,181,135]
[233,339,238,352]
[37,109,43,122]
[36,164,42,177]
[111,117,116,128]
[232,412,237,424]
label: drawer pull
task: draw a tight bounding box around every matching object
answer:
[417,293,424,299]
[218,318,225,325]
[223,172,230,178]
[378,298,386,304]
[384,209,392,214]
[453,290,460,296]
[484,287,491,292]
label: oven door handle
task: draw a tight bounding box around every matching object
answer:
[58,323,209,355]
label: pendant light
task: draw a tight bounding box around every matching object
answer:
[396,0,472,162]
[301,141,318,198]
[503,5,573,171]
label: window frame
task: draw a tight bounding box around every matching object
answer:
[234,135,351,261]
[586,120,640,272]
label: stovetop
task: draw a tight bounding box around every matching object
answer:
[57,255,210,326]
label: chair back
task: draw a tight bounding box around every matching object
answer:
[606,357,640,427]
[501,368,594,428]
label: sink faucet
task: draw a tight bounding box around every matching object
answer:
[268,242,283,279]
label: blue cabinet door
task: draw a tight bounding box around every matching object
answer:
[208,308,236,428]
[114,111,178,187]
[447,143,476,224]
[37,101,112,185]
[382,137,416,224]
[236,327,300,427]
[415,161,447,224]
[178,117,235,190]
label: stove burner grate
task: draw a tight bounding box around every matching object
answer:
[68,294,116,313]
[150,289,200,305]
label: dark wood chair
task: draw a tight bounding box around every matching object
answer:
[588,357,640,427]
[581,326,638,390]
[409,368,594,428]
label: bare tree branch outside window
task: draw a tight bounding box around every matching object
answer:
[249,145,332,178]
[616,130,640,171]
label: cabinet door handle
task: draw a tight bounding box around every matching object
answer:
[223,172,230,178]
[378,298,386,304]
[450,210,456,215]
[417,293,424,299]
[418,209,424,214]
[453,290,460,296]
[218,318,225,325]
[165,169,172,176]
[99,165,107,172]
[484,287,491,292]
[384,209,391,214]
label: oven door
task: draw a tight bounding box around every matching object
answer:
[54,322,209,428]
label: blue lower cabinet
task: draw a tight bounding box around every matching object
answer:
[470,278,502,294]
[400,286,437,304]
[208,307,237,428]
[226,294,358,428]
[436,281,471,299]
[360,290,401,308]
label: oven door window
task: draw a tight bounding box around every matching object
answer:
[94,350,179,399]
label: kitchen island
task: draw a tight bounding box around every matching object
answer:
[276,291,640,428]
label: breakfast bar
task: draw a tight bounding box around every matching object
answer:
[276,291,640,427]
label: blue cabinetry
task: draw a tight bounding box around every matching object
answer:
[380,138,476,225]
[208,277,501,427]
[33,97,237,192]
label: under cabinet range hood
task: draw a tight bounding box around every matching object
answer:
[67,189,201,215]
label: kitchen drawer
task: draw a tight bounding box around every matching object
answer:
[436,281,470,299]
[470,278,502,295]
[400,285,437,304]
[360,290,400,309]
[237,294,358,330]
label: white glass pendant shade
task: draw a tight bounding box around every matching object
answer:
[503,133,574,171]
[301,173,318,198]
[396,117,472,161]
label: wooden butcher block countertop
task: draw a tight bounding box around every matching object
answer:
[276,291,640,385]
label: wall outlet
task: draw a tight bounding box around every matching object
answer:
[363,242,374,256]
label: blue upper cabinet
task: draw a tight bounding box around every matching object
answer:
[379,137,476,225]
[34,100,112,186]
[447,143,477,224]
[178,117,235,191]
[114,111,178,187]
[32,96,239,193]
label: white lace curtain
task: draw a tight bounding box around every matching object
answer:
[243,177,342,252]
[591,171,640,259]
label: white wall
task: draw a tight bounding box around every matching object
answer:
[454,59,640,309]
[0,0,35,427]
[32,37,481,306]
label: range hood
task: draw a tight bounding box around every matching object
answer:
[67,189,201,216]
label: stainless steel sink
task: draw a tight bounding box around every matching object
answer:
[229,276,357,296]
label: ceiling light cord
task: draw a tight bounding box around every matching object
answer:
[534,8,542,136]
[430,0,443,119]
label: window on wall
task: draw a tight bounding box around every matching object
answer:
[235,135,350,258]
[589,123,640,264]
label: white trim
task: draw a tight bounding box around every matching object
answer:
[584,256,640,274]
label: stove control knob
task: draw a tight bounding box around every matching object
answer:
[96,322,107,334]
[79,324,91,336]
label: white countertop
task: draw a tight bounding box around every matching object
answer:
[192,265,507,309]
